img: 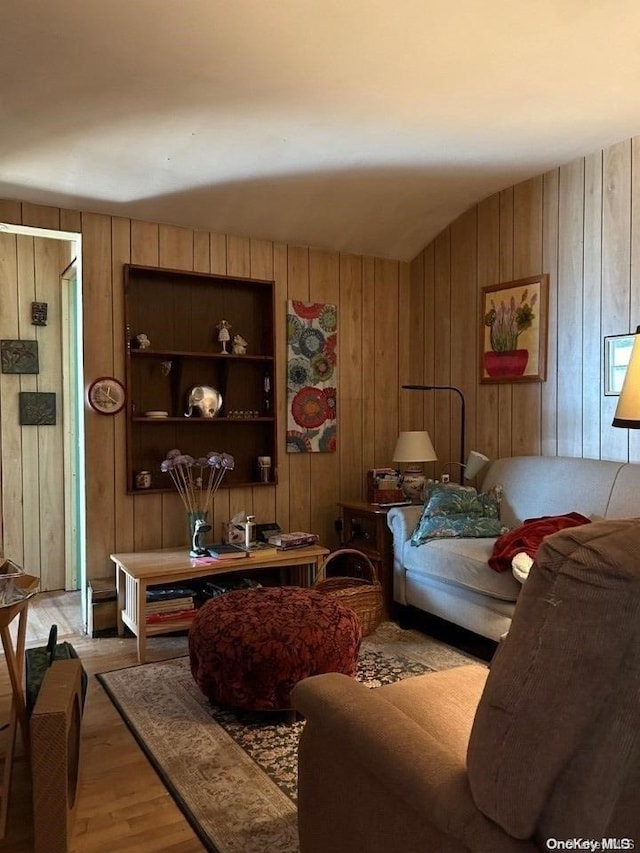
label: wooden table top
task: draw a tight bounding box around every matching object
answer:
[110,544,329,582]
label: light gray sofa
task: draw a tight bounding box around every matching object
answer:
[387,455,640,641]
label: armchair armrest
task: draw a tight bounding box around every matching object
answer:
[292,672,534,853]
[387,505,422,604]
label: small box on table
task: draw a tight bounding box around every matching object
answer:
[268,532,320,550]
[367,468,404,504]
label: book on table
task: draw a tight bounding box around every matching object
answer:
[244,541,279,555]
[267,531,320,549]
[145,597,194,615]
[145,585,196,623]
[146,585,195,602]
[146,608,197,624]
[205,543,249,560]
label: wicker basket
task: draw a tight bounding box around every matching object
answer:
[314,548,383,637]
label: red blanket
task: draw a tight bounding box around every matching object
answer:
[488,512,591,573]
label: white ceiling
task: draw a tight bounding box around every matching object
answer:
[3,1,640,261]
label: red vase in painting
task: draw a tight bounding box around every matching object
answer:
[483,349,529,378]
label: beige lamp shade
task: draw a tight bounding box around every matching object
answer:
[392,431,437,503]
[392,431,438,464]
[613,327,640,429]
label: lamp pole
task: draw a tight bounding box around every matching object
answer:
[402,384,466,482]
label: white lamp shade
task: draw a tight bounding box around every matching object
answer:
[613,328,640,429]
[464,450,491,481]
[392,431,437,464]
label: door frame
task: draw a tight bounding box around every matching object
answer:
[0,222,86,624]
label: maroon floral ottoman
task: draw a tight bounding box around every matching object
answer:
[189,586,362,710]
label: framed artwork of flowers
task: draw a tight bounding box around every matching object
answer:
[286,300,337,452]
[480,275,548,383]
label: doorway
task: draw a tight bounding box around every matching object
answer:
[0,222,86,624]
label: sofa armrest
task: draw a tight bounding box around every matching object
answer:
[292,672,534,853]
[387,505,422,605]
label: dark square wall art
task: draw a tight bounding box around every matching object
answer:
[1,339,39,374]
[19,392,56,425]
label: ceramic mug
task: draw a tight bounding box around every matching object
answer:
[135,470,152,489]
[257,456,271,482]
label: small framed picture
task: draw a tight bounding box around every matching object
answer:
[1,339,39,374]
[604,333,634,396]
[19,392,56,425]
[31,301,48,326]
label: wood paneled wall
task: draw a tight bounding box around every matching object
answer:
[406,137,640,472]
[0,229,69,589]
[2,132,639,587]
[0,199,404,585]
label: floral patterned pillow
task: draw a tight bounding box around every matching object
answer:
[411,484,508,546]
[422,484,501,518]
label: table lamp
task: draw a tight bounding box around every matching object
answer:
[392,431,438,502]
[612,326,640,429]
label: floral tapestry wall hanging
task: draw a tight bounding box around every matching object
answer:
[480,275,549,383]
[286,300,337,452]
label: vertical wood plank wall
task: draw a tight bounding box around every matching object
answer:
[409,137,640,470]
[0,199,404,585]
[0,228,67,589]
[2,132,640,586]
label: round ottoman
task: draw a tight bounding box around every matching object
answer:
[189,586,362,710]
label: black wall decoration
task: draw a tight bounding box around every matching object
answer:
[19,392,56,425]
[1,339,39,374]
[31,301,48,326]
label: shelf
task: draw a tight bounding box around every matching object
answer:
[131,349,274,363]
[132,416,275,423]
[124,263,277,495]
[132,479,275,495]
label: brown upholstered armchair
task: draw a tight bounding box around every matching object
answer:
[292,519,640,852]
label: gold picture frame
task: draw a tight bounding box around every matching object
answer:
[480,274,549,384]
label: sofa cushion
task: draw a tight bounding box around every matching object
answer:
[377,665,488,756]
[480,456,623,528]
[403,537,522,602]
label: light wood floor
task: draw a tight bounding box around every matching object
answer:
[0,590,205,852]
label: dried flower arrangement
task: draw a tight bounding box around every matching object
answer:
[160,449,235,512]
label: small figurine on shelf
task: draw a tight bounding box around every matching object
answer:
[216,319,232,354]
[133,333,151,350]
[232,334,248,355]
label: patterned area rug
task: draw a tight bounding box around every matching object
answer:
[97,622,479,853]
